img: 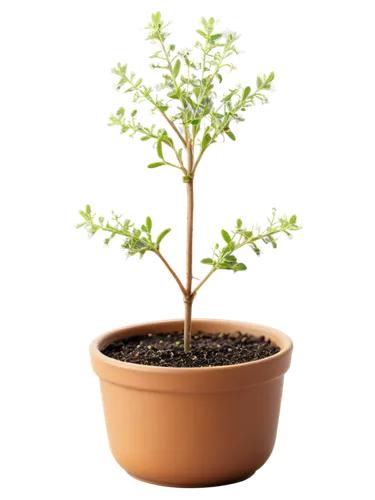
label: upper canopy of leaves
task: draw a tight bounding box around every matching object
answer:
[109,12,276,151]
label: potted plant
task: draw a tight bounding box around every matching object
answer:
[77,12,302,487]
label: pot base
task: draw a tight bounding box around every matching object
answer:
[127,471,256,488]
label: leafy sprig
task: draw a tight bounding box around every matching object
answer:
[109,13,277,176]
[76,205,171,259]
[193,209,302,297]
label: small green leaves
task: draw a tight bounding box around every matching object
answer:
[173,59,181,78]
[193,87,200,99]
[115,62,127,77]
[289,214,297,224]
[201,258,214,265]
[256,72,275,92]
[225,130,236,141]
[156,228,171,247]
[146,216,152,232]
[200,210,302,279]
[202,132,211,149]
[243,86,251,100]
[224,253,238,264]
[138,135,152,144]
[83,203,94,215]
[210,33,222,42]
[196,29,207,39]
[146,164,164,172]
[156,139,164,159]
[75,207,174,258]
[234,263,247,272]
[151,11,161,25]
[233,217,245,230]
[221,230,231,243]
[116,107,125,118]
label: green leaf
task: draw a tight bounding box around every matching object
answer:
[146,164,164,172]
[131,110,137,117]
[169,44,175,51]
[225,130,236,141]
[191,119,200,125]
[201,258,214,265]
[76,222,89,231]
[116,107,125,118]
[156,139,164,159]
[196,29,207,38]
[156,228,171,247]
[146,216,152,232]
[234,263,247,272]
[79,210,89,220]
[141,224,147,232]
[221,230,231,243]
[210,33,222,42]
[256,73,271,91]
[217,74,222,84]
[141,136,151,141]
[202,132,211,149]
[175,148,184,167]
[193,87,200,99]
[289,214,297,224]
[267,71,275,82]
[271,235,280,250]
[84,203,94,215]
[173,59,181,78]
[225,255,237,262]
[186,96,197,109]
[243,86,251,100]
[234,217,245,229]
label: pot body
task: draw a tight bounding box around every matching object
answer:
[90,319,293,487]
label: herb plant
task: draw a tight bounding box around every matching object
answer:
[76,12,302,352]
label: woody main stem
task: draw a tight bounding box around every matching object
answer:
[184,133,194,351]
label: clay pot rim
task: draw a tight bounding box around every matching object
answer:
[90,318,293,374]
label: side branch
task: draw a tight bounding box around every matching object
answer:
[161,111,187,148]
[191,268,216,298]
[153,249,187,296]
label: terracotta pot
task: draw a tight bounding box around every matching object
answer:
[90,319,293,488]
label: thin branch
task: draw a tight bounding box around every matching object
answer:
[153,249,187,296]
[160,111,187,148]
[191,268,216,298]
[194,149,207,170]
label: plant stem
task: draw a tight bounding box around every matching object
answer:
[184,132,194,351]
[153,250,187,296]
[184,298,193,351]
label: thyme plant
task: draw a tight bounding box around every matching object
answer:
[76,13,302,352]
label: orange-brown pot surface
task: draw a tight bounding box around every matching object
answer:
[90,319,293,487]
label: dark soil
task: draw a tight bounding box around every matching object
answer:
[101,332,280,368]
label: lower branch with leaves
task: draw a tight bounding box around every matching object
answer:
[76,206,301,350]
